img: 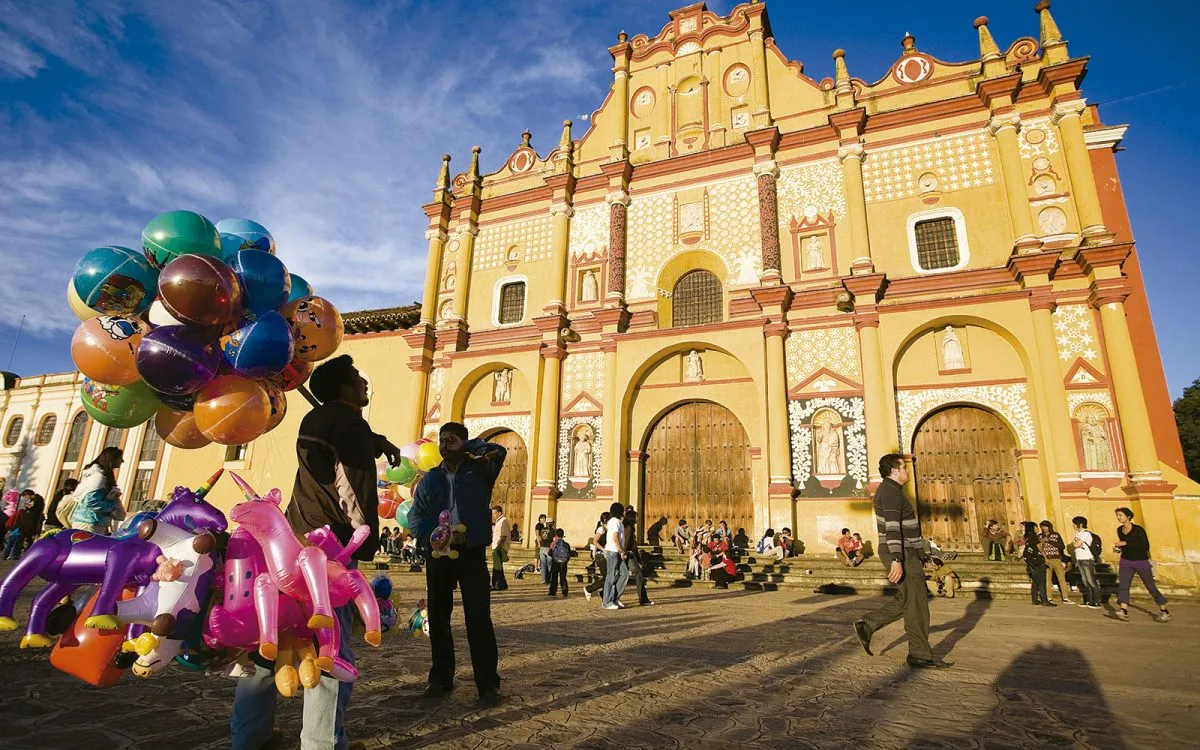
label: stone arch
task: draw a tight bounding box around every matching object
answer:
[448,360,531,422]
[891,314,1036,377]
[899,392,1036,453]
[655,248,728,328]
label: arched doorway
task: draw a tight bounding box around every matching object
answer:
[912,406,1024,552]
[642,402,753,542]
[486,430,527,540]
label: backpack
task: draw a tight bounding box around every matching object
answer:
[1087,531,1103,559]
[552,540,571,563]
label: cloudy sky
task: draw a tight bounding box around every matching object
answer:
[2,0,1198,396]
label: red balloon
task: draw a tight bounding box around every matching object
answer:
[265,357,312,392]
[378,485,399,520]
[158,254,242,326]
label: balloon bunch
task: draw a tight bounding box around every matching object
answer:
[407,598,430,638]
[376,439,443,523]
[372,575,397,634]
[69,211,344,448]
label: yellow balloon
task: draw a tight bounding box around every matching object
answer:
[68,279,101,321]
[416,441,442,472]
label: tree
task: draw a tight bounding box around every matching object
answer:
[1174,377,1200,480]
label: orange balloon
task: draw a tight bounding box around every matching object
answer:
[70,316,146,385]
[281,296,344,362]
[193,375,271,445]
[50,588,136,688]
[378,494,399,520]
[154,406,212,449]
[264,382,288,432]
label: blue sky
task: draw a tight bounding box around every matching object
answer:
[1,0,1197,397]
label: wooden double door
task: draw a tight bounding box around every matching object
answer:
[642,402,755,542]
[488,430,527,538]
[912,406,1024,551]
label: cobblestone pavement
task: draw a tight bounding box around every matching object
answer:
[0,571,1195,749]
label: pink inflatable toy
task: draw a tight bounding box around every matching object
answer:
[226,473,381,674]
[2,490,18,517]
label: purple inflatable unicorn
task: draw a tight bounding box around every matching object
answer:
[0,469,227,648]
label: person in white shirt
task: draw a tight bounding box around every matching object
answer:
[1071,515,1101,609]
[601,502,629,609]
[490,506,509,591]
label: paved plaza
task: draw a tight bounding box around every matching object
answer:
[0,571,1195,749]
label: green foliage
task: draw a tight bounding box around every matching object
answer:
[1174,377,1200,480]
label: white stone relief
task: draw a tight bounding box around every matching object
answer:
[896,384,1036,452]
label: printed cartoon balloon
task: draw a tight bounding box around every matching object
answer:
[217,217,276,256]
[154,407,211,449]
[285,274,313,303]
[136,325,222,395]
[227,250,290,313]
[71,316,146,385]
[146,299,185,328]
[80,378,159,428]
[265,357,312,392]
[264,383,288,432]
[141,210,221,270]
[281,296,343,362]
[219,310,294,378]
[157,255,242,327]
[193,375,272,445]
[72,246,159,316]
[68,280,102,321]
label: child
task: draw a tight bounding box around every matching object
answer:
[4,504,30,560]
[925,556,961,598]
[548,529,571,597]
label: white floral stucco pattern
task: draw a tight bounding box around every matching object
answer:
[568,204,608,260]
[776,159,846,225]
[463,415,531,447]
[788,397,867,489]
[1052,304,1100,363]
[862,131,996,203]
[474,215,552,271]
[556,416,602,491]
[785,327,861,388]
[1067,391,1114,416]
[561,352,605,405]
[896,384,1036,452]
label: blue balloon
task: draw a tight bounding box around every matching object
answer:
[216,217,275,256]
[228,250,291,313]
[72,246,159,316]
[286,273,313,303]
[219,310,295,378]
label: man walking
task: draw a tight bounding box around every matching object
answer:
[490,505,509,591]
[535,514,553,583]
[231,354,399,750]
[624,509,654,606]
[601,502,629,610]
[1071,516,1102,608]
[408,423,506,704]
[853,454,948,669]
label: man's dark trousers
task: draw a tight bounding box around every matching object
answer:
[859,550,932,661]
[548,559,569,596]
[425,545,499,694]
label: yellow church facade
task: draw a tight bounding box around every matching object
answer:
[156,1,1200,584]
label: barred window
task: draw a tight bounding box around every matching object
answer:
[914,217,961,271]
[127,468,154,507]
[103,428,125,450]
[4,416,23,447]
[35,415,57,445]
[64,412,89,463]
[672,270,723,328]
[498,282,526,325]
[225,444,248,462]
[138,426,162,463]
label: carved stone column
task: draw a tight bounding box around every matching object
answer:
[605,190,630,301]
[753,160,782,283]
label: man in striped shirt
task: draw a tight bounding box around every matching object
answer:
[853,453,948,669]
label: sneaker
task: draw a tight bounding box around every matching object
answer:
[1115,609,1129,621]
[1087,603,1102,609]
[1075,601,1089,607]
[1156,611,1172,623]
[584,589,592,602]
[1042,601,1057,607]
[603,604,619,610]
[1061,598,1073,604]
[642,601,655,606]
[615,601,626,609]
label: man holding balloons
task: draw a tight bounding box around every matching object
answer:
[230,354,399,750]
[407,423,507,705]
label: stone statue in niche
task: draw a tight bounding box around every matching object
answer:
[942,326,966,370]
[492,369,512,404]
[679,202,704,235]
[812,409,846,477]
[443,262,456,292]
[580,269,599,302]
[570,427,594,479]
[805,235,824,270]
[684,350,705,382]
[1080,414,1115,471]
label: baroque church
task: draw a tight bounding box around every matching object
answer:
[5,1,1199,585]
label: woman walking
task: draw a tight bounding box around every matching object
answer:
[1038,520,1072,604]
[1020,521,1053,606]
[70,447,125,534]
[1113,508,1171,622]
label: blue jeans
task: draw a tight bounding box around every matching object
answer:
[230,602,356,750]
[601,552,629,607]
[3,531,22,559]
[538,548,553,584]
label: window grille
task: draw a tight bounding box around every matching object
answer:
[4,417,23,446]
[914,217,960,271]
[225,444,248,462]
[498,282,526,325]
[64,413,89,462]
[672,270,723,328]
[103,428,125,450]
[138,427,162,463]
[35,415,57,446]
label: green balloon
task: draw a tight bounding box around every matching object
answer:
[385,458,417,485]
[80,377,159,428]
[141,210,221,270]
[396,499,413,530]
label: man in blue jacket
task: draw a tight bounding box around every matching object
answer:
[407,422,506,704]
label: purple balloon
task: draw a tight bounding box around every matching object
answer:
[136,325,222,395]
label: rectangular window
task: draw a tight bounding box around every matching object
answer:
[127,468,154,507]
[498,282,526,325]
[225,444,248,462]
[914,217,961,271]
[103,428,125,450]
[138,427,162,463]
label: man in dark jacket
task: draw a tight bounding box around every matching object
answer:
[408,422,506,704]
[44,478,78,531]
[852,454,948,670]
[231,354,399,750]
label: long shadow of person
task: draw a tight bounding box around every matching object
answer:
[907,643,1127,748]
[879,577,991,659]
